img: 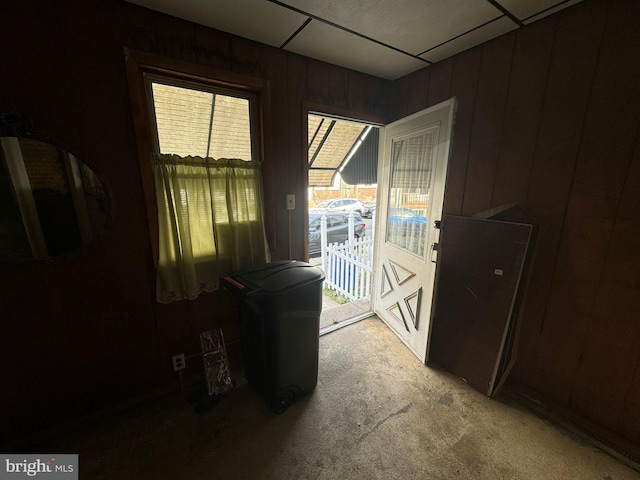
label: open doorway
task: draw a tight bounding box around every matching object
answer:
[306,112,379,334]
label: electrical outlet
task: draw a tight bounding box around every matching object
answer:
[172,354,185,371]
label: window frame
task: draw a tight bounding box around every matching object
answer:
[144,74,260,161]
[124,48,269,266]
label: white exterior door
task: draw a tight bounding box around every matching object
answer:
[373,99,455,362]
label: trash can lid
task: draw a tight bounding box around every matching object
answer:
[227,260,324,294]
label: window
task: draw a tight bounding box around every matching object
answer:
[147,77,257,160]
[329,215,347,227]
[125,50,270,303]
[385,129,435,257]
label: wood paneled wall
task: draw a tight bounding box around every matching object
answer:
[393,0,640,458]
[0,0,389,445]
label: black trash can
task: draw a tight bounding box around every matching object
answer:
[223,260,325,413]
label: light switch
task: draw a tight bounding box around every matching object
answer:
[286,194,295,210]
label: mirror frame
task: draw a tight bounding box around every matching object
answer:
[0,111,111,263]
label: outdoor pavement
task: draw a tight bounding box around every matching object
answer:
[320,298,371,330]
[310,255,372,330]
[309,215,375,330]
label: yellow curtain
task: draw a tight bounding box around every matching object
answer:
[152,153,270,303]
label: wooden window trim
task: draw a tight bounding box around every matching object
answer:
[124,48,269,266]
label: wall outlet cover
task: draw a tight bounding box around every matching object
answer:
[172,354,186,371]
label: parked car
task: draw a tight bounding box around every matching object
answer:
[308,212,366,256]
[388,208,427,225]
[387,208,428,255]
[362,202,377,218]
[310,198,364,215]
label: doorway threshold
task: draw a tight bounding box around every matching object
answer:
[320,310,376,336]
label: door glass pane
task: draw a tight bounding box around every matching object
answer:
[385,128,437,256]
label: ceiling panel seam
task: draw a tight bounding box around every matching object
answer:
[486,0,525,26]
[280,17,312,49]
[267,0,431,65]
[417,14,513,57]
[522,0,574,23]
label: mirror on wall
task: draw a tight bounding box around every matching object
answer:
[0,135,109,261]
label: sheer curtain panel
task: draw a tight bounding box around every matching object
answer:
[152,153,270,303]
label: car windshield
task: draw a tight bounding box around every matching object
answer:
[309,215,321,229]
[309,213,333,228]
[315,200,333,208]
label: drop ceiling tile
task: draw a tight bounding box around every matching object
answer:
[126,0,307,47]
[419,16,518,64]
[279,0,503,55]
[284,20,429,80]
[499,0,582,23]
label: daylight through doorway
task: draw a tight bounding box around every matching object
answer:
[306,112,379,334]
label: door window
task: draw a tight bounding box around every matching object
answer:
[385,128,436,257]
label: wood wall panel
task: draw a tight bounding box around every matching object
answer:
[461,34,515,216]
[194,24,232,70]
[154,13,197,63]
[51,258,118,402]
[260,45,289,258]
[230,35,263,77]
[443,47,482,216]
[347,71,388,121]
[306,59,330,106]
[0,0,389,445]
[111,1,158,54]
[569,15,640,435]
[67,2,165,398]
[526,0,607,401]
[0,264,73,434]
[611,130,640,445]
[490,17,557,208]
[347,71,370,117]
[391,68,429,120]
[395,0,640,458]
[491,18,557,381]
[287,54,308,260]
[328,65,349,110]
[426,57,454,107]
[546,0,640,416]
[0,3,79,147]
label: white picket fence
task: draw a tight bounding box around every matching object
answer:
[319,213,375,301]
